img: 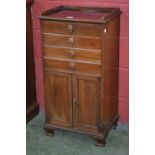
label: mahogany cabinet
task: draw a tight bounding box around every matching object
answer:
[40,6,121,146]
[26,0,39,123]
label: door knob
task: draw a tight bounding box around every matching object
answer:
[73,98,78,107]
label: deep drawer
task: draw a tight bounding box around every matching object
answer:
[44,47,101,63]
[41,21,101,37]
[44,58,101,75]
[43,34,101,50]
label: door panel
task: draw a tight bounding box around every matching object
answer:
[72,75,101,133]
[45,71,72,127]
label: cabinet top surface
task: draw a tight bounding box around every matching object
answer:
[39,5,121,23]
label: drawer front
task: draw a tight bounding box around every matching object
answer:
[44,59,101,75]
[76,62,101,75]
[41,21,101,37]
[44,47,101,63]
[43,34,101,50]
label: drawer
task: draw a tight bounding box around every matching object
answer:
[44,47,101,63]
[44,59,101,75]
[41,21,101,37]
[43,34,101,50]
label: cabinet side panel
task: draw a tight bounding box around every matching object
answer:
[101,16,120,127]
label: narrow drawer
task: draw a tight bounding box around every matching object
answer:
[44,47,101,63]
[44,59,101,75]
[43,34,101,50]
[41,21,101,37]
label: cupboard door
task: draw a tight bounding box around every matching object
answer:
[72,75,101,133]
[45,71,72,128]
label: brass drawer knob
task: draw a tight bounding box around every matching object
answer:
[69,62,75,71]
[68,50,75,58]
[68,24,74,33]
[68,37,74,45]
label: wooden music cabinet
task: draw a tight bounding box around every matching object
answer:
[40,6,121,146]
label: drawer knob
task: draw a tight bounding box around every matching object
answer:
[69,62,75,71]
[68,37,74,45]
[68,24,74,33]
[68,50,75,58]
